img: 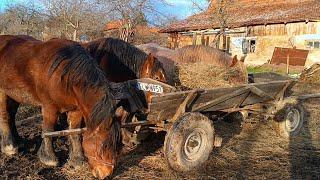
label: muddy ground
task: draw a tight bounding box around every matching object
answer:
[0,81,319,180]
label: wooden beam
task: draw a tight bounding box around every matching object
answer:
[193,87,250,112]
[171,90,199,123]
[192,32,197,45]
[42,128,87,138]
[248,85,274,101]
[293,93,320,100]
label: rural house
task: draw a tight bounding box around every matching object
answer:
[160,0,320,66]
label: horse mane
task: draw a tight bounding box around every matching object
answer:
[85,38,148,78]
[176,45,232,67]
[101,118,122,153]
[47,40,116,130]
[49,41,107,93]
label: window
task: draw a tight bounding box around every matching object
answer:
[306,40,320,49]
[242,39,256,54]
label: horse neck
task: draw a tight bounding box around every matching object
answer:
[105,41,147,78]
[73,86,105,120]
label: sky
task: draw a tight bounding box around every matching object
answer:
[161,0,209,19]
[0,0,209,19]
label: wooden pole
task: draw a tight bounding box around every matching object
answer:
[286,54,290,74]
[192,32,197,45]
[42,128,87,138]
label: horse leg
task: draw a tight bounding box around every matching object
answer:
[7,98,21,145]
[37,105,58,166]
[67,110,85,167]
[0,92,18,155]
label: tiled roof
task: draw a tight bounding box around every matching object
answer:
[160,0,320,33]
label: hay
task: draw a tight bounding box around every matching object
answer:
[173,62,247,89]
[300,63,320,83]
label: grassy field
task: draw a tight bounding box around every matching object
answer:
[247,65,303,75]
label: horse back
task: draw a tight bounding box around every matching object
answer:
[0,35,79,106]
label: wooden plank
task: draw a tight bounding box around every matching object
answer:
[293,93,320,100]
[248,85,274,101]
[146,81,293,122]
[193,87,250,112]
[121,121,150,128]
[150,84,287,113]
[150,81,289,108]
[194,92,259,112]
[171,90,198,122]
[150,80,290,103]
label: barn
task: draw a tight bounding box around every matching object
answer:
[159,0,320,66]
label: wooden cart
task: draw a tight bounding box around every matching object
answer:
[108,72,309,172]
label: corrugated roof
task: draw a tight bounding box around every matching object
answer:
[160,0,320,33]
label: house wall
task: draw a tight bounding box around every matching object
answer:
[230,22,320,66]
[167,21,320,67]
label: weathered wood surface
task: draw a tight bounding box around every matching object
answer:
[171,90,199,122]
[42,128,87,138]
[147,80,294,122]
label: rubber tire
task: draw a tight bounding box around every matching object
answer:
[274,104,304,138]
[164,112,214,172]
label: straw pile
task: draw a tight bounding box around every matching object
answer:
[173,62,247,89]
[300,63,320,83]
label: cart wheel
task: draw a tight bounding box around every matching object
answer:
[164,112,214,172]
[274,104,304,138]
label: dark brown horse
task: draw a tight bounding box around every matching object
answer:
[82,38,167,147]
[0,35,121,179]
[83,38,167,83]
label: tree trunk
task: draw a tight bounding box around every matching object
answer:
[73,29,77,41]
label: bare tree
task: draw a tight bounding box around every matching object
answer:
[192,0,234,50]
[0,2,45,39]
[0,0,175,43]
[102,0,170,42]
[41,0,109,41]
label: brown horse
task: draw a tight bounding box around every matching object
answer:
[138,44,248,85]
[83,38,167,83]
[82,38,167,147]
[0,35,121,179]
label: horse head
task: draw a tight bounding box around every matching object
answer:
[72,91,121,180]
[82,118,121,179]
[140,53,167,83]
[230,55,246,67]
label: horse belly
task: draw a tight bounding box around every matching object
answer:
[2,88,41,105]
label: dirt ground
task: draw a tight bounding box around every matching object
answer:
[0,81,319,180]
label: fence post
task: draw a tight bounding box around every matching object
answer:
[286,54,290,74]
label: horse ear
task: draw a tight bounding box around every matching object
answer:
[147,53,155,64]
[141,53,156,77]
[230,55,238,67]
[240,56,245,63]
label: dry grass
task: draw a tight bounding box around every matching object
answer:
[173,62,247,89]
[300,63,320,84]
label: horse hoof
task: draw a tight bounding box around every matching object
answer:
[38,150,58,167]
[1,145,18,156]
